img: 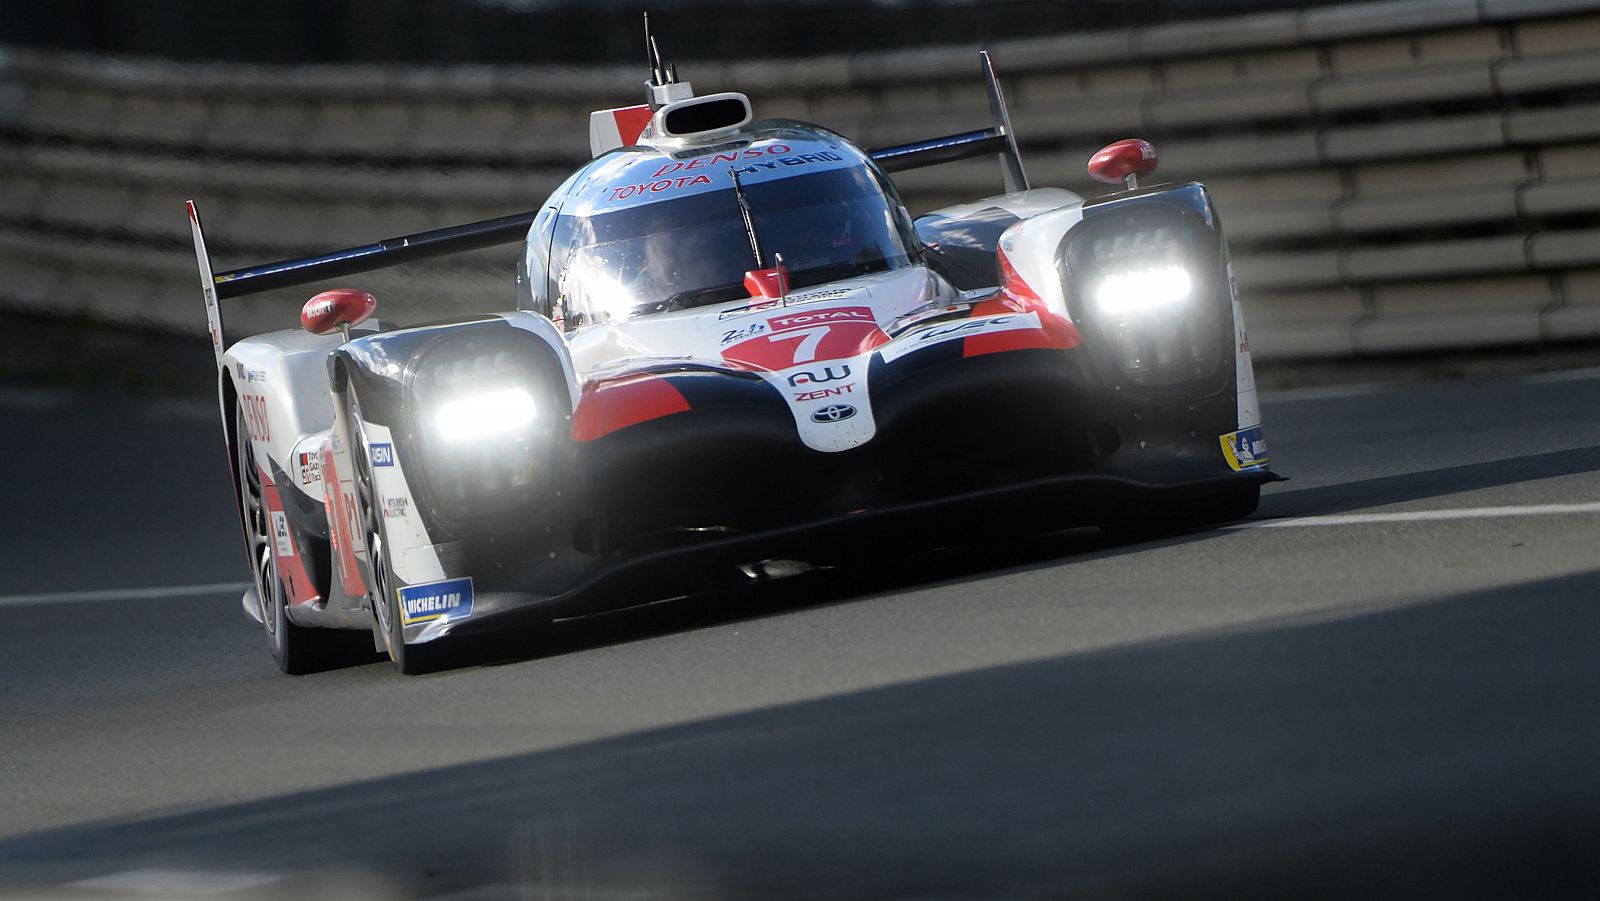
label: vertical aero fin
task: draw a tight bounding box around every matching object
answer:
[981,51,1029,194]
[187,200,226,363]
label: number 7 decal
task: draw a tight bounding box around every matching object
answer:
[767,325,831,364]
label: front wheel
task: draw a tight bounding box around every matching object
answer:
[235,401,367,674]
[347,390,446,676]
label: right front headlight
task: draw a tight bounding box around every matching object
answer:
[1063,201,1229,390]
[1094,264,1193,317]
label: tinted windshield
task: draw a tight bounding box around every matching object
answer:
[551,166,916,328]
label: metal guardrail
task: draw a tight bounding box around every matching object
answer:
[3,0,1600,357]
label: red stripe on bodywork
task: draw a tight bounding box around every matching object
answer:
[571,373,691,442]
[962,311,1083,357]
[322,441,368,597]
[614,105,654,147]
[259,467,322,607]
[963,248,1085,357]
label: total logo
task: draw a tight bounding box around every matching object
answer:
[769,307,872,333]
[810,403,857,423]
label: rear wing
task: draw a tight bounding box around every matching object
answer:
[189,51,1028,345]
[868,51,1027,192]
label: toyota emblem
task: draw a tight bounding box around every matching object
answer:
[811,403,857,423]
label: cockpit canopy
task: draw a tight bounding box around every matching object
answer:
[520,124,920,329]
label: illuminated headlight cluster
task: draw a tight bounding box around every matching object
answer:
[433,387,539,442]
[1094,265,1192,317]
[409,336,562,525]
[1069,221,1225,387]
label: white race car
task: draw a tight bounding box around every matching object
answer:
[189,40,1276,674]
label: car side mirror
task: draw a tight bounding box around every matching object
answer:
[301,289,377,343]
[1088,139,1158,191]
[743,256,790,300]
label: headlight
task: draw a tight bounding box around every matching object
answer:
[407,329,567,530]
[1095,265,1191,316]
[1062,197,1229,389]
[433,387,538,442]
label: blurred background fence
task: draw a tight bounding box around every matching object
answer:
[4,0,1600,358]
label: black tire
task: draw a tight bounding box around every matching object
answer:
[235,401,366,674]
[347,391,446,676]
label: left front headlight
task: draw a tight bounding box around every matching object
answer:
[433,387,540,442]
[406,330,567,530]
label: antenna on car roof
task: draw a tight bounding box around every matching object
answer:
[645,13,665,85]
[643,12,693,107]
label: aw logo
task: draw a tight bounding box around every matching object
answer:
[787,364,851,386]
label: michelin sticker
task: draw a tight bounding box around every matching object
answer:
[397,577,474,627]
[1220,425,1268,471]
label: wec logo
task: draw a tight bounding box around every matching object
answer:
[917,315,1017,342]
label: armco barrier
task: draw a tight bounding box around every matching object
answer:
[4,0,1600,357]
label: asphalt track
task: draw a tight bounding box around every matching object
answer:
[1,365,1598,899]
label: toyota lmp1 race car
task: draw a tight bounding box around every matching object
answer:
[189,40,1278,674]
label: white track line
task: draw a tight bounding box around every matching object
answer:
[69,867,283,896]
[1262,382,1387,403]
[1233,502,1600,530]
[0,581,250,609]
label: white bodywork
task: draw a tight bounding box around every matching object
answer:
[568,267,961,452]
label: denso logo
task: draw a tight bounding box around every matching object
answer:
[650,145,792,178]
[769,306,873,333]
[787,364,851,386]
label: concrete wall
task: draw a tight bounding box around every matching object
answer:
[4,0,1600,358]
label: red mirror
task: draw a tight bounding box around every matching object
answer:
[743,264,790,299]
[301,289,376,337]
[1088,139,1158,189]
